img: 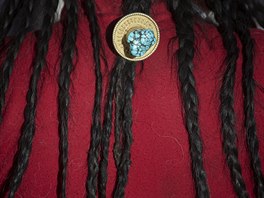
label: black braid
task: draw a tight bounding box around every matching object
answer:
[234,3,264,197]
[167,0,210,197]
[113,62,125,169]
[99,58,125,198]
[84,0,104,197]
[99,57,125,198]
[205,0,249,197]
[0,1,57,197]
[0,0,34,122]
[97,1,151,197]
[113,2,151,197]
[57,0,78,197]
[113,62,136,198]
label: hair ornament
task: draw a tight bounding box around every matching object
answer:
[112,12,160,61]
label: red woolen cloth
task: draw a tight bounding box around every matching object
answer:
[0,1,264,197]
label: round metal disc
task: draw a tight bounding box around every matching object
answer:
[113,12,160,61]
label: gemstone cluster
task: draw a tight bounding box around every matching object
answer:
[127,29,156,57]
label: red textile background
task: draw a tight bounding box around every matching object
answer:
[0,1,264,197]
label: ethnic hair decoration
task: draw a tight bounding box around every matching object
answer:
[113,12,160,61]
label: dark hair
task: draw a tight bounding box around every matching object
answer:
[0,0,58,197]
[85,0,103,197]
[205,1,264,197]
[0,0,34,123]
[246,0,264,28]
[57,0,78,197]
[205,0,249,197]
[167,0,210,197]
[0,0,263,197]
[98,2,152,197]
[235,1,264,196]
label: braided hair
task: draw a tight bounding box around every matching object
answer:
[0,0,58,197]
[167,0,210,197]
[97,1,152,197]
[205,0,249,197]
[234,2,264,197]
[57,0,78,197]
[85,0,104,197]
[0,0,34,122]
[0,0,263,197]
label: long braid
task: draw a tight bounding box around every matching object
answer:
[0,1,58,197]
[98,57,125,198]
[97,1,151,197]
[115,1,152,196]
[234,3,264,197]
[57,0,78,197]
[205,0,249,197]
[84,0,104,197]
[167,0,210,197]
[113,62,136,198]
[113,2,151,197]
[0,0,34,122]
[113,62,125,169]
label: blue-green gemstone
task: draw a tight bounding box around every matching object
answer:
[127,29,156,57]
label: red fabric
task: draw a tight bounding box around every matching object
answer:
[1,1,264,197]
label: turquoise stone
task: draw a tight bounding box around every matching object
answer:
[127,29,156,57]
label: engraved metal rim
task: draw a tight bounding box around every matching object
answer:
[112,12,160,61]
